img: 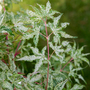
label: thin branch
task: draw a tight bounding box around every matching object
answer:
[45,62,49,90]
[42,17,50,90]
[49,50,55,60]
[60,58,73,72]
[48,32,53,37]
[12,35,20,43]
[14,40,22,58]
[39,32,47,38]
[3,0,6,11]
[6,34,10,66]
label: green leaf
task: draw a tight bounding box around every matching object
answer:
[49,10,60,16]
[75,78,80,84]
[81,57,89,65]
[30,5,41,16]
[17,55,41,61]
[37,4,46,16]
[62,41,69,47]
[60,31,74,38]
[0,26,13,35]
[31,47,41,55]
[33,33,39,46]
[41,46,46,55]
[54,79,68,90]
[0,60,8,70]
[66,81,71,89]
[22,32,34,40]
[49,76,53,90]
[53,35,60,45]
[30,74,41,83]
[53,14,62,27]
[26,10,36,17]
[34,59,43,73]
[0,13,5,25]
[70,84,85,90]
[2,81,13,90]
[46,1,51,13]
[78,74,86,84]
[61,22,69,28]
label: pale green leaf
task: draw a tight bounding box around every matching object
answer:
[26,10,36,17]
[22,33,34,40]
[17,55,41,61]
[33,33,39,46]
[81,57,89,65]
[62,41,69,47]
[75,78,80,84]
[49,10,60,16]
[53,34,60,44]
[30,5,41,16]
[41,46,46,55]
[0,13,5,25]
[46,1,51,13]
[2,81,13,90]
[61,22,69,28]
[54,79,68,90]
[34,59,43,73]
[78,74,86,84]
[30,74,41,83]
[53,14,62,27]
[0,60,8,70]
[70,84,85,90]
[31,47,41,55]
[60,31,74,38]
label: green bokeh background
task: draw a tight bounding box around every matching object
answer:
[11,0,90,89]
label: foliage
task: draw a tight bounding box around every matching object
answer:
[0,0,89,90]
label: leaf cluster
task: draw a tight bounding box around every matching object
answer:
[0,1,89,90]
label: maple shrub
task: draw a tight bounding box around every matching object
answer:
[0,0,89,90]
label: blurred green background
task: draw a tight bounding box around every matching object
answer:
[11,0,90,90]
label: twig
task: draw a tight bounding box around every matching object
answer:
[39,32,47,38]
[60,58,73,72]
[48,32,53,37]
[42,17,50,90]
[3,0,6,11]
[14,40,22,58]
[49,50,55,60]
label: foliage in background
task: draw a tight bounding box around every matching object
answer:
[0,0,89,90]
